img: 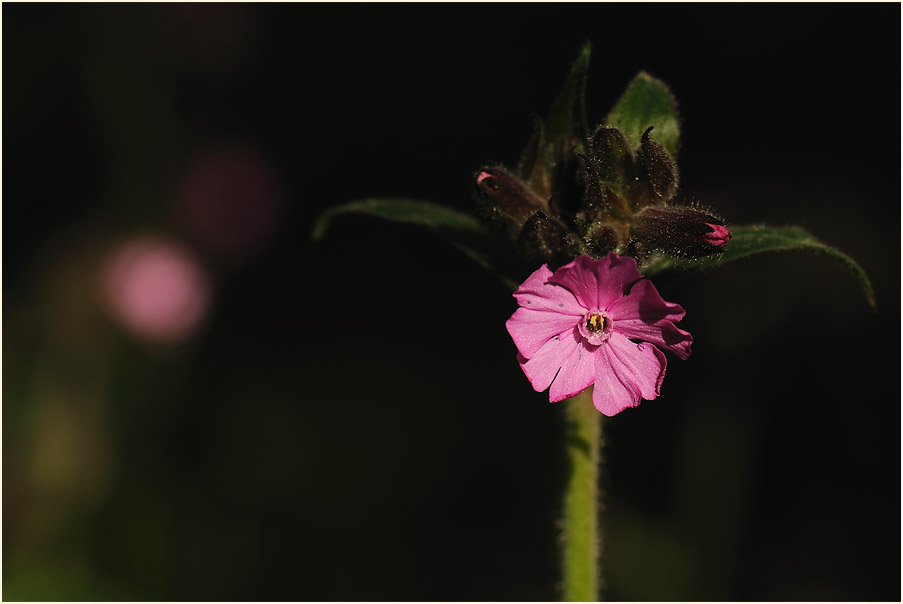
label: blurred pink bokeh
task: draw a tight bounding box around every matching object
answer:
[101,237,211,345]
[175,145,285,259]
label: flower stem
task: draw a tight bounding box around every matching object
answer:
[561,387,603,601]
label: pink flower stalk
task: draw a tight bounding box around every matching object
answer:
[506,253,692,416]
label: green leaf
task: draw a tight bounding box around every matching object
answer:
[311,198,489,242]
[312,198,522,290]
[643,224,876,309]
[605,71,680,158]
[545,41,592,144]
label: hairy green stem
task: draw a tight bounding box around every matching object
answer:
[561,388,603,601]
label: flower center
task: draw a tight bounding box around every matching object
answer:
[578,310,612,346]
[586,313,605,334]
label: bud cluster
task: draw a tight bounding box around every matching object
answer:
[475,121,729,267]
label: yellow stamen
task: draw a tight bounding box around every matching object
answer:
[587,314,605,333]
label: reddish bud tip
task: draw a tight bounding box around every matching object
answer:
[703,223,731,250]
[476,171,493,186]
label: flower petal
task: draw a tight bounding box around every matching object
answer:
[608,279,693,359]
[608,278,685,322]
[513,264,585,315]
[518,327,580,393]
[614,320,692,360]
[549,332,597,403]
[550,253,642,310]
[506,307,580,360]
[592,332,666,416]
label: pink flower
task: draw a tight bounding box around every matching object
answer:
[506,253,692,416]
[101,237,211,345]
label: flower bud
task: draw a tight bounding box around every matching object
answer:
[548,135,583,218]
[584,221,621,256]
[589,126,634,185]
[576,152,604,211]
[517,210,581,264]
[635,126,678,205]
[516,114,547,195]
[632,205,731,258]
[475,167,548,226]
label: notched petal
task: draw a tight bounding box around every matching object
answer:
[593,334,667,415]
[518,327,580,393]
[506,307,580,360]
[549,333,597,402]
[512,264,583,315]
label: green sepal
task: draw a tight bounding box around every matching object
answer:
[605,71,680,158]
[545,41,592,145]
[590,127,635,187]
[311,197,490,242]
[517,113,545,184]
[642,224,876,309]
[637,126,678,202]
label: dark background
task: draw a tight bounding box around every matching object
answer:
[4,3,900,601]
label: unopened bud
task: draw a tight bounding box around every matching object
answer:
[632,205,731,258]
[584,221,621,256]
[576,153,603,210]
[475,167,547,225]
[636,127,678,203]
[548,135,583,218]
[516,114,545,192]
[517,210,581,263]
[590,126,634,185]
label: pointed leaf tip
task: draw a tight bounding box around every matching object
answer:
[545,42,592,144]
[311,198,489,242]
[643,224,876,310]
[605,71,680,158]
